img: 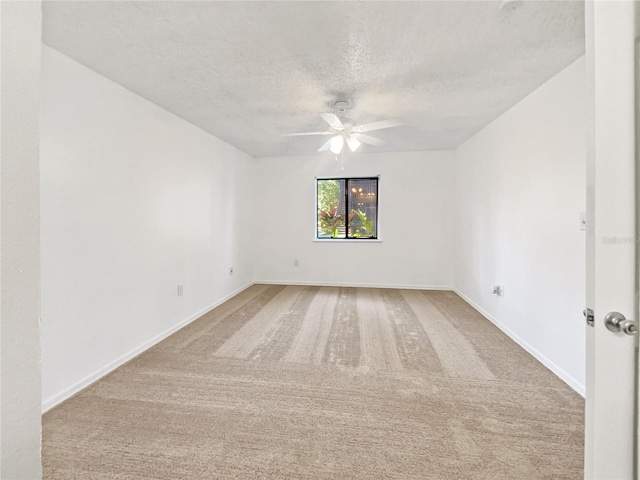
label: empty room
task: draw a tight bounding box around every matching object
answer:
[2,1,638,479]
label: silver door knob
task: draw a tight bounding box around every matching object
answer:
[604,312,638,335]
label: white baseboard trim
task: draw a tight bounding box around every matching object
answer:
[255,279,454,291]
[453,288,585,397]
[43,280,583,412]
[42,281,255,413]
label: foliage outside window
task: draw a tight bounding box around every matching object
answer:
[316,177,378,239]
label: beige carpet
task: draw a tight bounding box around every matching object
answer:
[43,285,584,479]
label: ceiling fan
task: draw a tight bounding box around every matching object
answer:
[283,101,404,154]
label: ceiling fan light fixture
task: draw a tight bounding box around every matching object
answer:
[346,136,361,152]
[330,135,344,154]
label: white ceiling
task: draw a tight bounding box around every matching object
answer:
[42,1,585,157]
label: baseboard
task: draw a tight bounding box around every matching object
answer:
[43,280,583,412]
[255,279,454,291]
[453,288,585,397]
[42,281,255,413]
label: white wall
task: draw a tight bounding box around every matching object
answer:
[453,57,586,394]
[1,2,43,478]
[40,47,255,410]
[254,151,454,289]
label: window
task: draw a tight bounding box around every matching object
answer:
[316,177,378,239]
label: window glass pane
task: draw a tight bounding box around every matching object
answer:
[317,179,346,238]
[347,179,377,238]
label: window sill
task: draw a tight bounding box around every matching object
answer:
[313,238,383,243]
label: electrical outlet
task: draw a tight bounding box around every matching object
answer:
[177,284,184,297]
[294,258,299,267]
[229,266,234,276]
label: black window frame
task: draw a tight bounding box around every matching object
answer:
[316,176,379,240]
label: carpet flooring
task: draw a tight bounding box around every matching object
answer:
[43,285,584,479]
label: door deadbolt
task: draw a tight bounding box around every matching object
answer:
[604,312,638,335]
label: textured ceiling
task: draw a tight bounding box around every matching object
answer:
[42,1,585,157]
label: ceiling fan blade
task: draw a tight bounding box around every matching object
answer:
[356,134,385,147]
[282,131,331,137]
[354,119,404,132]
[319,113,344,130]
[318,137,333,152]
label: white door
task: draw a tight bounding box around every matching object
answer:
[585,1,638,479]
